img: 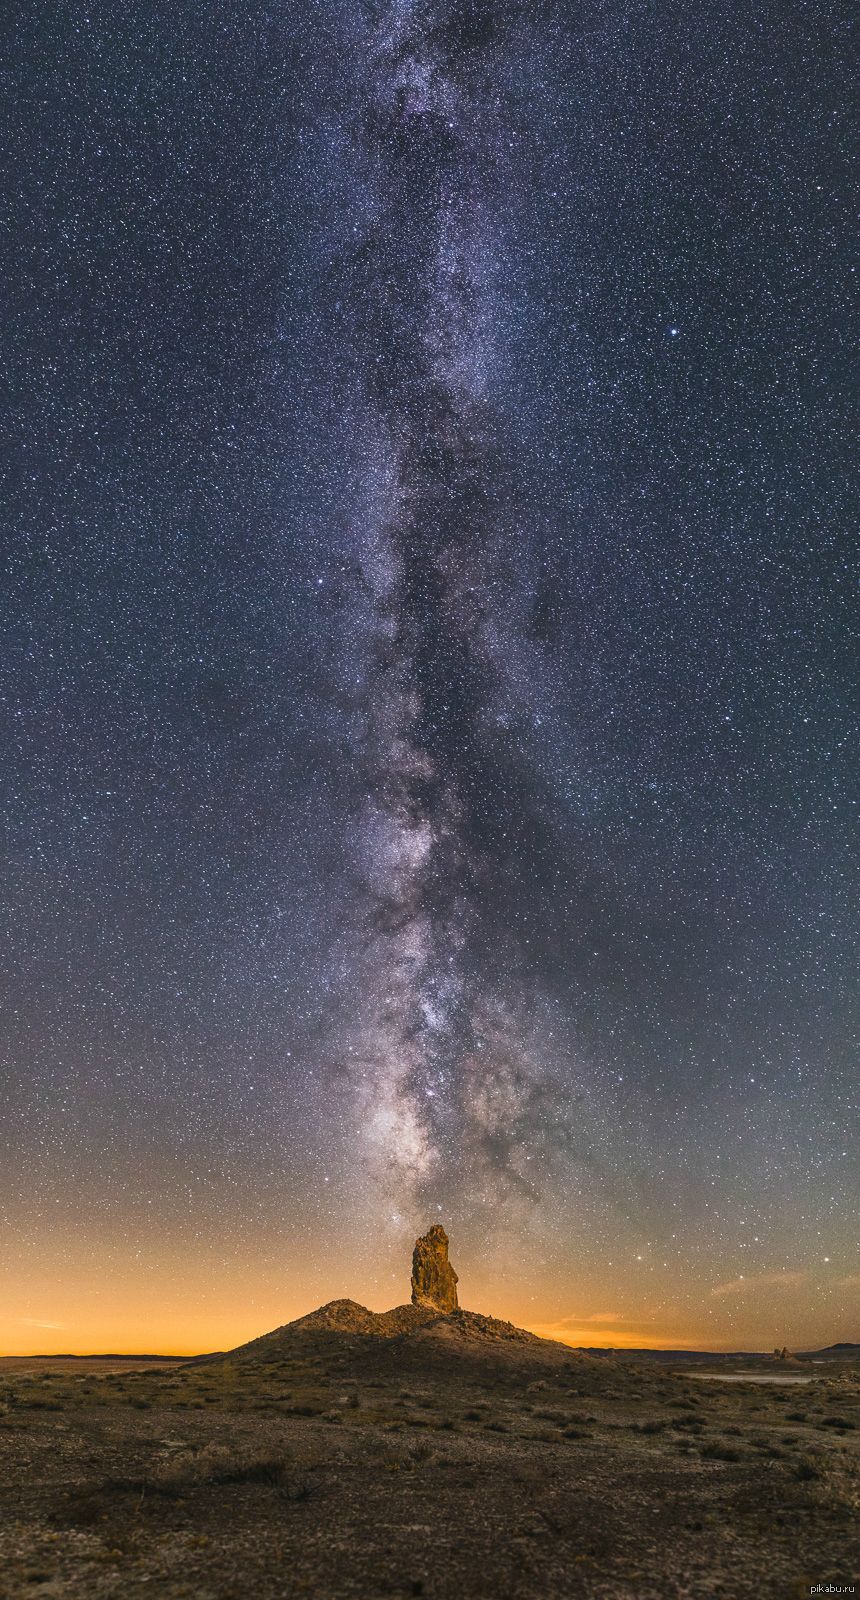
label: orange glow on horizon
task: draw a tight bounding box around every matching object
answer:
[2,1231,855,1359]
[2,1298,847,1359]
[526,1323,718,1352]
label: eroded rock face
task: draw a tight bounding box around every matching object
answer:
[411,1224,459,1313]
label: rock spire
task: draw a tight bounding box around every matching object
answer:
[411,1224,459,1313]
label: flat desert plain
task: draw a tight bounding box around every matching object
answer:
[0,1325,856,1600]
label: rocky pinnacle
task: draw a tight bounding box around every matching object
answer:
[411,1224,459,1314]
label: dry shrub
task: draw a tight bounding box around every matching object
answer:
[153,1442,291,1490]
[700,1441,742,1462]
[803,1454,859,1517]
[379,1437,436,1471]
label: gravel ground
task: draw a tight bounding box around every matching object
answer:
[0,1339,856,1599]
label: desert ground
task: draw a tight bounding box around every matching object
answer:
[0,1311,856,1600]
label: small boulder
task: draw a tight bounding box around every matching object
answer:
[411,1224,459,1314]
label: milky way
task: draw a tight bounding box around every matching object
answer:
[1,0,856,1350]
[330,2,593,1216]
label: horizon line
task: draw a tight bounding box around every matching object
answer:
[4,1340,856,1362]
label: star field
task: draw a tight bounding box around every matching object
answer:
[0,0,856,1354]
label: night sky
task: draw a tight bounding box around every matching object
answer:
[2,0,857,1355]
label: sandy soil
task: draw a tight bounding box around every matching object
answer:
[0,1333,856,1599]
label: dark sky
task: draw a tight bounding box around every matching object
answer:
[1,0,856,1352]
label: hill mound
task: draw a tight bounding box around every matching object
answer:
[210,1227,589,1372]
[217,1299,581,1374]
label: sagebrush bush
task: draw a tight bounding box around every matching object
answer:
[153,1443,291,1490]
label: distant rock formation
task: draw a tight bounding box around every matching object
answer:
[411,1224,459,1313]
